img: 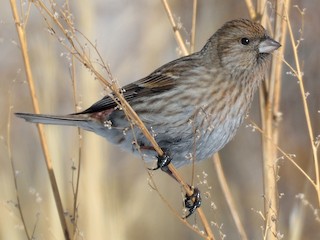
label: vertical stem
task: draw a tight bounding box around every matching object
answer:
[7,105,31,240]
[260,103,278,239]
[190,0,197,53]
[9,1,70,239]
[162,0,189,55]
[259,1,289,239]
[213,154,248,240]
[258,11,278,240]
[286,8,320,205]
[245,0,257,20]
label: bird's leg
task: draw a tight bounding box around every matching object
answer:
[152,150,202,218]
[148,151,172,172]
[142,144,202,217]
[184,186,202,218]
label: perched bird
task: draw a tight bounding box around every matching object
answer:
[16,19,280,216]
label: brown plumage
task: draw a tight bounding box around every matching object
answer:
[16,19,280,168]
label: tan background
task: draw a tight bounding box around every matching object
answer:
[0,0,319,239]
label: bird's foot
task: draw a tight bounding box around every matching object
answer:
[148,151,201,218]
[184,186,202,218]
[148,151,172,172]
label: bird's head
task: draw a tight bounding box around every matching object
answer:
[214,19,281,76]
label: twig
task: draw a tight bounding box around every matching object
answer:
[70,52,82,236]
[7,102,31,240]
[31,0,214,239]
[249,120,317,189]
[160,1,215,238]
[63,2,82,234]
[244,0,257,20]
[264,1,288,238]
[213,154,248,240]
[9,1,71,239]
[146,168,209,238]
[162,0,189,56]
[250,1,288,239]
[286,5,320,206]
[190,0,197,53]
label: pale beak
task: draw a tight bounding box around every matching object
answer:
[258,37,281,54]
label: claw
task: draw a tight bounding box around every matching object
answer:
[184,186,202,218]
[148,152,201,218]
[148,152,172,171]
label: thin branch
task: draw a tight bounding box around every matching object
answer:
[9,1,71,239]
[213,154,248,240]
[70,53,82,236]
[7,103,31,240]
[248,120,317,188]
[160,1,215,238]
[30,0,214,239]
[161,0,189,56]
[286,6,320,205]
[190,0,197,53]
[245,0,257,20]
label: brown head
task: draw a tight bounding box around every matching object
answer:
[205,19,280,78]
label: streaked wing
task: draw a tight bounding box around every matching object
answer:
[78,53,201,114]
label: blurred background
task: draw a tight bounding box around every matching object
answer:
[0,0,319,239]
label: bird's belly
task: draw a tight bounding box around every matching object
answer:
[86,104,246,168]
[177,110,246,166]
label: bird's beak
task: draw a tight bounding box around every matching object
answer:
[258,37,281,54]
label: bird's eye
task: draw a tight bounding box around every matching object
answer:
[241,38,250,45]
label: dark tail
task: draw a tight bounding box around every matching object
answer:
[15,112,88,126]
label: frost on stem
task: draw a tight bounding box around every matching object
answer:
[53,11,59,19]
[150,126,157,138]
[210,201,217,210]
[122,127,129,136]
[103,120,112,129]
[185,152,193,162]
[47,27,55,35]
[29,187,42,203]
[245,123,257,132]
[279,192,285,199]
[295,193,320,222]
[210,221,226,240]
[314,135,320,148]
[304,91,310,99]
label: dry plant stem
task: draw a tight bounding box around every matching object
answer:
[116,74,214,239]
[160,2,215,238]
[265,6,289,238]
[33,1,214,238]
[7,105,32,240]
[9,1,71,239]
[255,1,286,239]
[65,2,81,230]
[213,154,248,240]
[259,113,278,240]
[258,32,277,240]
[259,99,278,240]
[146,171,210,239]
[245,0,257,20]
[162,0,189,56]
[190,0,198,187]
[270,0,289,131]
[162,1,249,239]
[190,0,197,53]
[249,120,317,188]
[263,2,289,239]
[286,9,320,205]
[70,55,82,234]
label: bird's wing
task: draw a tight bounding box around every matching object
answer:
[78,54,201,114]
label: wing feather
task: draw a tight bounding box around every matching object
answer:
[78,53,202,114]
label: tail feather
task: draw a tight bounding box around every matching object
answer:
[15,112,88,126]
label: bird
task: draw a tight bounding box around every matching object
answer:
[16,19,280,216]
